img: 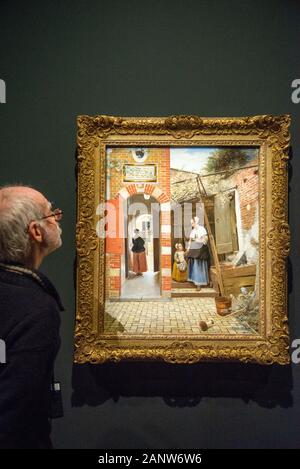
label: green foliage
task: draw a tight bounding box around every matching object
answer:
[204,148,251,177]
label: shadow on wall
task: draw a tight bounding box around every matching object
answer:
[71,361,293,409]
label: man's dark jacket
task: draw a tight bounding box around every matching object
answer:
[0,263,63,448]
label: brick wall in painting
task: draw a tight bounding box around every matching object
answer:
[105,147,171,299]
[234,161,259,231]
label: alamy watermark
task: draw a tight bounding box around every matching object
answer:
[0,339,6,363]
[96,201,204,239]
[291,79,300,104]
[291,339,300,364]
[0,79,6,103]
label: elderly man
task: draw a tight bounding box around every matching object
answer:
[0,185,63,448]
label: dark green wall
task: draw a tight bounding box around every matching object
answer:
[1,0,300,449]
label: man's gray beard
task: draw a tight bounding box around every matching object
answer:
[44,225,62,252]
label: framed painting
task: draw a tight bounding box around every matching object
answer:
[74,114,291,364]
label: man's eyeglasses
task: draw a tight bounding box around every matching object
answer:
[40,208,63,222]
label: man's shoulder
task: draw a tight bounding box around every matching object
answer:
[0,280,61,346]
[0,283,61,353]
[0,279,59,315]
[0,264,64,313]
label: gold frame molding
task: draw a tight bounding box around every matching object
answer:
[74,114,291,365]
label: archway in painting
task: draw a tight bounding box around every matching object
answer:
[107,182,171,301]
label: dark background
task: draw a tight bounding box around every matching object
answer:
[1,0,300,449]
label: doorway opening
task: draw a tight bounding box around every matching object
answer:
[121,193,161,299]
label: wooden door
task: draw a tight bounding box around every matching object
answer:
[229,191,239,252]
[214,193,233,254]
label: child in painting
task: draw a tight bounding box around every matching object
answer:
[172,243,187,282]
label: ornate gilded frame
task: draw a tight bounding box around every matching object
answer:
[75,114,291,365]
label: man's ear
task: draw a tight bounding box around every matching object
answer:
[28,221,43,243]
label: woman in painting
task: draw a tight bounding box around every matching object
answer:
[131,228,148,276]
[186,216,209,291]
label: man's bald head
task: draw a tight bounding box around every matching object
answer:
[0,186,49,214]
[0,185,61,267]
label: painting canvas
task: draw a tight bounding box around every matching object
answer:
[104,146,260,337]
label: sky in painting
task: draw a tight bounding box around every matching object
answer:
[170,147,258,173]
